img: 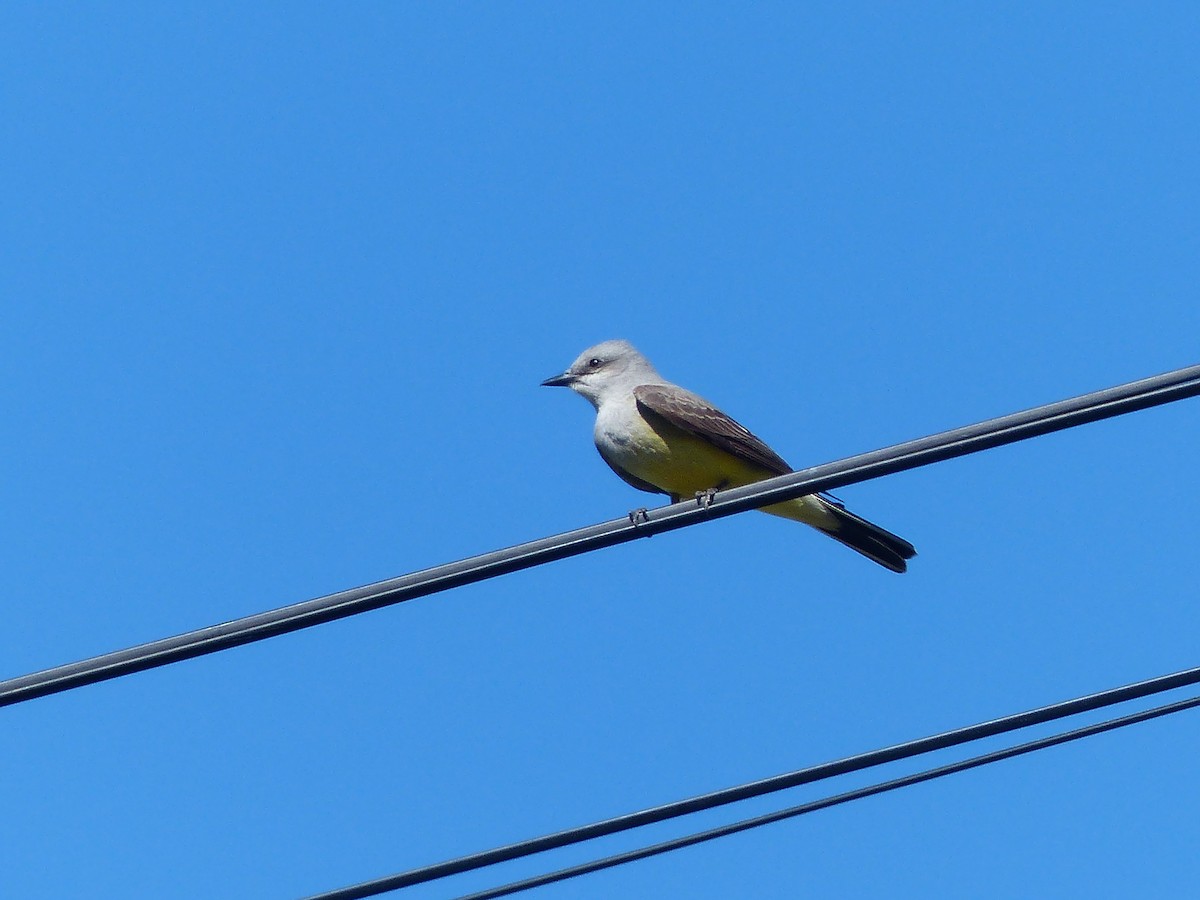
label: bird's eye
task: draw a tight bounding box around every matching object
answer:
[588,357,603,368]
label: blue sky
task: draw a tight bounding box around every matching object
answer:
[3,4,1199,898]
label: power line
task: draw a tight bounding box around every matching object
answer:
[454,692,1200,900]
[2,361,1197,709]
[303,663,1200,900]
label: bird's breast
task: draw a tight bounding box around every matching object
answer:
[594,403,671,466]
[592,400,769,498]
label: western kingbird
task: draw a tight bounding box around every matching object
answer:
[542,339,916,573]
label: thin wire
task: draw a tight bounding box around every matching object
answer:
[2,363,1198,709]
[302,663,1200,900]
[455,692,1200,900]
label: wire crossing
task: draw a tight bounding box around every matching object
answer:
[304,663,1200,899]
[2,363,1197,709]
[453,692,1200,900]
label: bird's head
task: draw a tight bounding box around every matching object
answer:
[541,339,661,407]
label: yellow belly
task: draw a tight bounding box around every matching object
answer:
[610,413,835,528]
[619,418,776,498]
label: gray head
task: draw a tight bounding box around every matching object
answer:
[541,339,663,407]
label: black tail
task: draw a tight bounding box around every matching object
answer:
[817,504,917,574]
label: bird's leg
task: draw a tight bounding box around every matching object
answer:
[694,487,720,509]
[628,507,650,526]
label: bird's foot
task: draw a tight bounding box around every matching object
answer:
[694,488,719,509]
[628,507,650,526]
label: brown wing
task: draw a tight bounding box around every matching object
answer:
[634,384,792,476]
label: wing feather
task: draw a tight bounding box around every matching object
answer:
[634,384,792,476]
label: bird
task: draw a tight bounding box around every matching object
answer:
[542,339,916,572]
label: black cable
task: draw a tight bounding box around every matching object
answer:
[3,363,1198,709]
[455,692,1200,900]
[302,664,1200,900]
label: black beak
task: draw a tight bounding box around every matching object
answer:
[541,373,575,387]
